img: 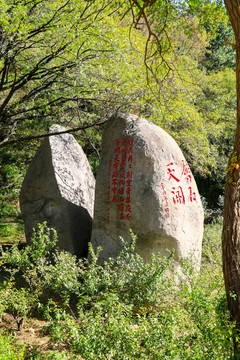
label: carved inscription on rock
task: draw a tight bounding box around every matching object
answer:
[106,138,134,224]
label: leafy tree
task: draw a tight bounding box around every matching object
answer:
[0,0,232,185]
[221,1,240,357]
[0,0,117,147]
[201,21,236,72]
[0,1,149,204]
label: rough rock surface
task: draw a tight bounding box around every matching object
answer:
[90,113,204,266]
[20,125,95,257]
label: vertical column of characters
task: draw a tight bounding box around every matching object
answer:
[125,139,134,220]
[160,182,170,218]
[181,160,196,202]
[118,139,127,219]
[111,139,121,205]
[107,159,112,224]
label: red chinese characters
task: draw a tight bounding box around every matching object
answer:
[167,162,180,182]
[166,160,197,205]
[171,186,185,205]
[107,159,112,224]
[161,183,170,218]
[181,160,192,184]
[107,138,134,223]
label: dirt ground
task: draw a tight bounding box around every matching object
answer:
[1,313,52,351]
[0,313,84,359]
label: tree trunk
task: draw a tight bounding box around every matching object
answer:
[223,1,240,357]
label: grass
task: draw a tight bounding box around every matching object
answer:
[0,222,25,245]
[0,198,26,245]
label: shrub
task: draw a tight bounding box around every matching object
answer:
[0,220,235,359]
[0,222,58,329]
[0,333,25,359]
[42,224,234,359]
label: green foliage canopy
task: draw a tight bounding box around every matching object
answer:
[0,0,236,210]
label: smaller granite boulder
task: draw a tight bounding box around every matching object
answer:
[20,125,95,257]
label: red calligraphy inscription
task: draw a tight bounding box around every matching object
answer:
[181,160,192,184]
[107,159,112,224]
[125,149,133,220]
[188,186,197,202]
[171,186,185,205]
[161,183,170,218]
[166,160,197,205]
[107,138,134,223]
[167,162,180,182]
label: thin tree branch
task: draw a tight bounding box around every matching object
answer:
[225,37,236,49]
[0,120,108,148]
[27,0,72,40]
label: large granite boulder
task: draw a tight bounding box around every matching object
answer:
[20,125,95,257]
[90,113,204,266]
